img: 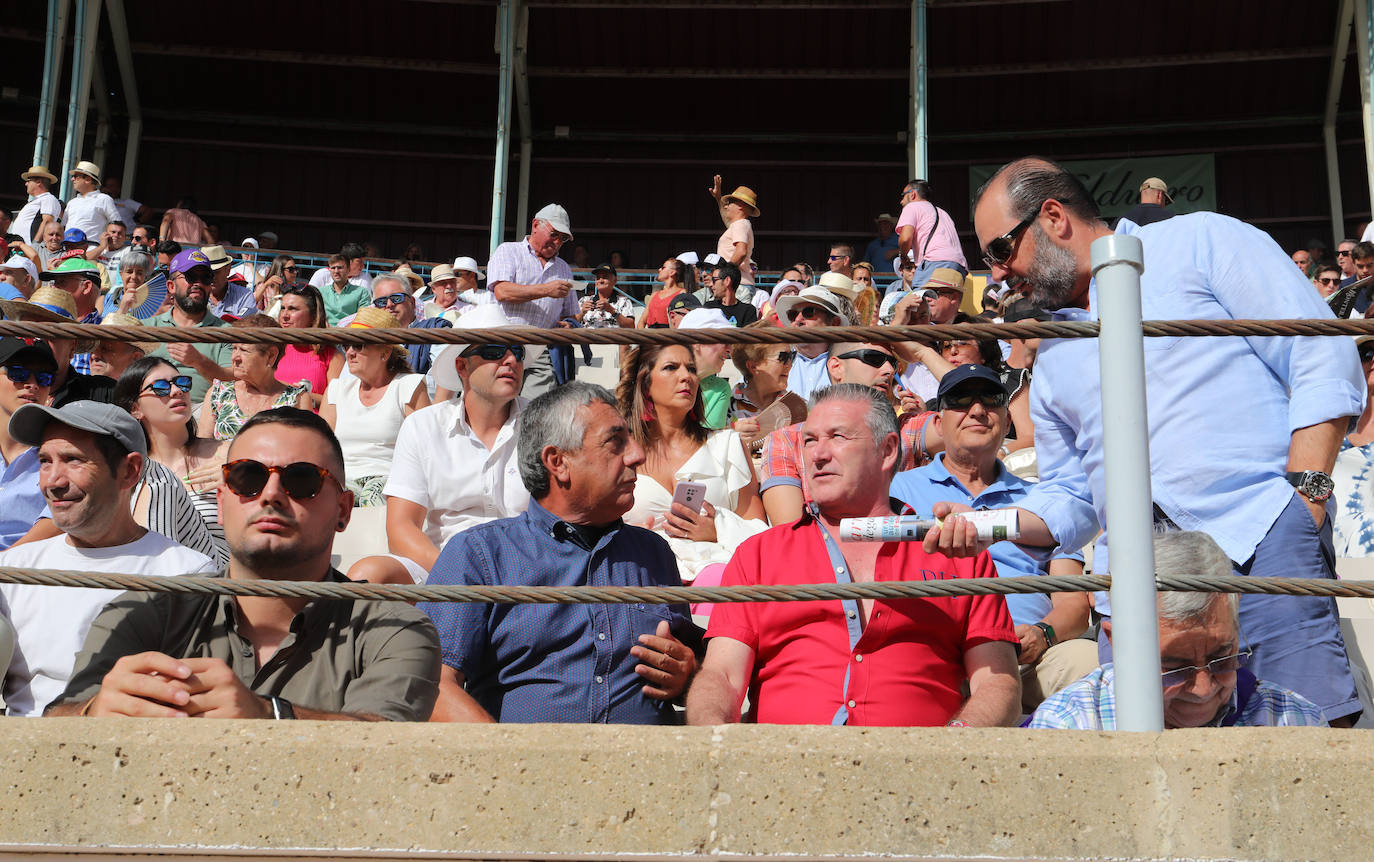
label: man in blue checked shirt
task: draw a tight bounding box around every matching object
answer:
[419,381,698,724]
[929,156,1365,726]
[1030,532,1326,729]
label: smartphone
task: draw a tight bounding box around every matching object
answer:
[671,481,707,515]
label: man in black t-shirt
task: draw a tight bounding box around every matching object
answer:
[1119,177,1175,227]
[703,261,758,328]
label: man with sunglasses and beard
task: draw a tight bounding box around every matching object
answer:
[48,407,441,720]
[1,401,216,717]
[927,155,1365,726]
[144,249,233,406]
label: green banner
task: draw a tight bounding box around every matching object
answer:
[969,154,1216,218]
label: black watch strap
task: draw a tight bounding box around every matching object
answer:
[269,696,296,720]
[1034,621,1057,648]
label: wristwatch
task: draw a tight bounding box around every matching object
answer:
[268,696,296,720]
[1286,470,1335,504]
[1033,621,1057,648]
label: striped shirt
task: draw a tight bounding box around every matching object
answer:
[485,238,578,328]
[136,460,228,568]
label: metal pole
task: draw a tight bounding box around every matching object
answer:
[489,0,515,256]
[106,0,142,197]
[1326,0,1355,243]
[1091,233,1164,732]
[909,0,928,179]
[58,0,100,202]
[1358,0,1374,219]
[91,54,110,169]
[34,0,71,168]
[514,0,532,236]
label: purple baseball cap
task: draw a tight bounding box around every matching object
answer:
[169,248,213,275]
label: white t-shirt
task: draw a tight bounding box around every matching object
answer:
[0,531,216,717]
[111,197,141,228]
[326,373,425,480]
[12,192,62,243]
[63,190,120,239]
[309,267,372,291]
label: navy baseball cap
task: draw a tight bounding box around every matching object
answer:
[667,293,702,314]
[935,364,1007,404]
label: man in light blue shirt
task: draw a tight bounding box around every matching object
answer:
[939,156,1365,724]
[0,338,56,550]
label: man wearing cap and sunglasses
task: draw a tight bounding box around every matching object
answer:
[48,407,441,721]
[144,249,235,405]
[14,166,62,244]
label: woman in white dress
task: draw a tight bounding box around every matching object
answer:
[320,307,430,506]
[617,344,768,610]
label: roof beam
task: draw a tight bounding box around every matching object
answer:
[128,42,496,76]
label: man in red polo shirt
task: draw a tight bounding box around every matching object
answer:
[686,383,1020,727]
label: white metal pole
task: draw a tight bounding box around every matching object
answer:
[913,0,928,180]
[490,0,514,257]
[514,0,532,236]
[34,0,71,168]
[91,56,110,169]
[1326,0,1355,243]
[1358,0,1374,219]
[59,0,89,202]
[1092,233,1164,732]
[106,0,142,197]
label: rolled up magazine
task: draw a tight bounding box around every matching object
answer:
[838,509,1020,543]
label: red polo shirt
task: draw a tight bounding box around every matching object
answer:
[705,512,1016,726]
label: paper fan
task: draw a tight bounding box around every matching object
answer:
[744,391,809,453]
[130,270,168,320]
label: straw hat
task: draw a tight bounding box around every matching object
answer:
[818,271,857,301]
[392,264,425,294]
[0,285,78,323]
[345,306,407,357]
[428,263,458,284]
[97,312,159,356]
[21,165,57,185]
[69,160,102,183]
[722,186,760,217]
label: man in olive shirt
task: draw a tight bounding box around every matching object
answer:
[144,249,233,404]
[47,408,441,721]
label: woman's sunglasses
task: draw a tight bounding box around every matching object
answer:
[4,365,55,387]
[141,375,193,397]
[221,459,343,500]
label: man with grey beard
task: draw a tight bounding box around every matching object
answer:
[926,156,1365,727]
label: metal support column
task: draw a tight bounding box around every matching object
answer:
[1326,0,1355,243]
[514,0,533,237]
[909,0,928,179]
[490,0,515,256]
[91,54,111,169]
[106,0,142,197]
[59,0,103,202]
[34,0,71,168]
[1358,0,1374,217]
[1093,234,1164,732]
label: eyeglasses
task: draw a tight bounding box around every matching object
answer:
[1160,650,1250,690]
[981,213,1037,268]
[1318,276,1341,285]
[221,459,343,501]
[774,350,797,364]
[938,338,977,353]
[371,292,410,308]
[141,375,193,397]
[790,305,833,322]
[942,390,1009,410]
[835,349,895,370]
[461,344,525,361]
[1338,250,1353,257]
[4,365,55,387]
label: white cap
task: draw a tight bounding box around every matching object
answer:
[432,303,543,391]
[451,256,486,280]
[677,308,732,330]
[703,253,723,267]
[534,203,573,239]
[676,251,700,266]
[240,237,260,249]
[0,257,39,281]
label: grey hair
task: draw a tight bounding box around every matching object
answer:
[371,272,411,295]
[973,156,1107,227]
[518,381,619,499]
[120,249,153,274]
[808,383,900,473]
[1152,530,1239,626]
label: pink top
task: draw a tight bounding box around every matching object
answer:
[896,200,967,269]
[276,344,333,407]
[162,208,207,244]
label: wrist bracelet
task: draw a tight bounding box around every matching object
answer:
[78,696,96,717]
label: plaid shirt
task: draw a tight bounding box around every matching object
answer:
[1027,663,1328,729]
[70,309,102,376]
[758,409,936,498]
[486,238,578,328]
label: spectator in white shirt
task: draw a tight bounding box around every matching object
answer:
[63,161,120,242]
[307,242,372,291]
[100,176,143,228]
[13,166,62,244]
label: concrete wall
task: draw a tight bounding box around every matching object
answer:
[0,721,1370,860]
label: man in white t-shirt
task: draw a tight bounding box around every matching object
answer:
[709,175,758,286]
[13,166,63,244]
[100,176,143,228]
[0,401,215,716]
[63,161,120,242]
[307,242,372,291]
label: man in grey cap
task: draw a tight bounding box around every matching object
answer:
[0,401,216,716]
[486,203,578,398]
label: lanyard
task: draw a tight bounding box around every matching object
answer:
[809,504,864,726]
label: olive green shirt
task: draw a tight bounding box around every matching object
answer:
[50,569,441,721]
[145,309,234,403]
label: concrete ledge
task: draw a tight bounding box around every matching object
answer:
[0,721,1369,860]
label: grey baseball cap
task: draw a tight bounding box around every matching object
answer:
[10,400,148,459]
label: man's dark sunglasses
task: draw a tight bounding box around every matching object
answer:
[4,365,55,387]
[835,349,895,370]
[981,214,1037,267]
[1338,249,1353,257]
[790,305,832,322]
[942,389,1009,410]
[175,269,213,284]
[1360,346,1374,363]
[461,344,525,362]
[221,459,343,500]
[141,375,193,396]
[371,292,410,308]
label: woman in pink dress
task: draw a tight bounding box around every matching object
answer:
[274,284,342,411]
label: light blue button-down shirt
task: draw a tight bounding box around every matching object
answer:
[891,454,1080,626]
[1020,213,1364,602]
[787,350,831,401]
[0,448,47,551]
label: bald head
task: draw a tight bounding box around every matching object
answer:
[973,157,1105,229]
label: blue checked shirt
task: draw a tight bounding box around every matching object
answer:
[418,499,693,724]
[1027,663,1328,729]
[70,309,102,376]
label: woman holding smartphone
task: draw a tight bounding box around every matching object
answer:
[617,344,768,604]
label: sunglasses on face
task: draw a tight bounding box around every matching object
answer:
[1160,649,1250,690]
[1360,348,1374,363]
[981,213,1037,267]
[1338,250,1353,257]
[283,265,299,272]
[1318,276,1341,285]
[371,292,410,308]
[141,375,193,396]
[835,349,895,370]
[939,339,977,353]
[942,389,1009,410]
[221,459,343,500]
[790,305,832,322]
[461,344,525,362]
[774,350,797,364]
[4,365,55,387]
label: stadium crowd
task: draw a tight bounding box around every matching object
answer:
[0,155,1367,730]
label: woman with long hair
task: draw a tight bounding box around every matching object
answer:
[640,258,695,328]
[274,284,342,410]
[256,254,300,311]
[617,344,767,602]
[199,314,311,440]
[320,307,430,506]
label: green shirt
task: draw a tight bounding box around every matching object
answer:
[145,310,234,404]
[51,569,441,721]
[321,280,372,326]
[700,374,731,430]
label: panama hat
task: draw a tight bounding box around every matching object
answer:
[722,186,760,217]
[69,160,102,183]
[774,286,850,327]
[20,166,57,185]
[96,312,159,356]
[818,271,857,301]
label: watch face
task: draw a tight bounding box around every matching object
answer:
[1305,472,1335,501]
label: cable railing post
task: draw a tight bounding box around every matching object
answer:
[1091,233,1164,732]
